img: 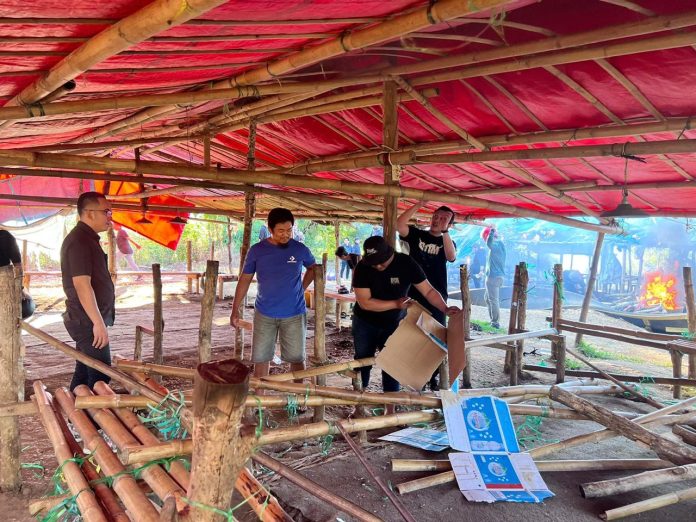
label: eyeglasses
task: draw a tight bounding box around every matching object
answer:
[86,208,112,217]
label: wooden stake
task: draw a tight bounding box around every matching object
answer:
[575,232,605,347]
[30,383,107,521]
[198,260,218,363]
[459,264,471,388]
[683,266,696,378]
[551,263,563,360]
[0,265,22,492]
[556,336,566,384]
[334,221,341,288]
[505,264,522,378]
[671,348,684,400]
[549,386,696,465]
[153,263,163,369]
[515,262,529,380]
[184,359,253,521]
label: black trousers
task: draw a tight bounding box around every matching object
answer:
[64,320,112,391]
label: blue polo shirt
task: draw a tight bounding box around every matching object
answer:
[243,238,316,318]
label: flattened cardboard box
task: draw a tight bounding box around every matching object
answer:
[376,303,465,390]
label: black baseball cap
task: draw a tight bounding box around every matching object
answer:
[362,236,394,266]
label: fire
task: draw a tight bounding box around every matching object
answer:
[639,271,679,311]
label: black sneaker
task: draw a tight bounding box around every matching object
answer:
[491,322,500,329]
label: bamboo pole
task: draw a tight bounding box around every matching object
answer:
[600,485,696,521]
[459,264,471,388]
[335,422,417,522]
[49,394,129,522]
[0,150,624,234]
[575,232,605,347]
[382,80,400,247]
[22,322,166,403]
[263,357,376,382]
[54,388,160,521]
[92,381,191,491]
[392,458,670,473]
[313,263,328,421]
[514,262,529,381]
[182,359,253,522]
[198,260,218,363]
[0,0,230,124]
[153,263,164,369]
[0,266,22,492]
[186,240,193,293]
[551,263,563,360]
[30,383,107,522]
[72,385,185,504]
[252,452,380,522]
[683,267,696,379]
[581,462,696,498]
[564,345,663,408]
[549,386,696,465]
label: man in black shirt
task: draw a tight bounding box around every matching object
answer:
[61,192,115,390]
[397,202,457,390]
[352,236,459,411]
[0,230,21,267]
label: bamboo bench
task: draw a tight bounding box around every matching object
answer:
[23,270,203,293]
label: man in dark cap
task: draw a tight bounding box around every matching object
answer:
[351,236,459,411]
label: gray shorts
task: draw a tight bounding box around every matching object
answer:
[251,310,307,364]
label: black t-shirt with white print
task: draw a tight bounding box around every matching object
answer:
[400,225,453,299]
[352,253,426,326]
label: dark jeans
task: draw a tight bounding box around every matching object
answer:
[340,260,351,279]
[64,320,112,391]
[352,314,401,392]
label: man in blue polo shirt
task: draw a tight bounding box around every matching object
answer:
[230,208,316,381]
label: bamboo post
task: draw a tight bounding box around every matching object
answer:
[226,216,233,275]
[134,325,143,361]
[54,387,160,521]
[184,359,253,522]
[21,240,28,287]
[575,232,604,347]
[505,264,522,376]
[600,486,696,521]
[551,263,564,360]
[392,458,669,474]
[683,267,696,378]
[198,260,219,363]
[31,383,107,521]
[313,264,327,422]
[459,264,472,388]
[107,226,117,281]
[186,240,193,293]
[671,349,684,399]
[0,266,23,492]
[382,80,399,247]
[549,386,696,465]
[334,221,341,287]
[514,262,529,383]
[253,452,380,522]
[153,263,163,369]
[555,336,567,384]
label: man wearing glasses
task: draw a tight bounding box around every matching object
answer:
[60,191,115,390]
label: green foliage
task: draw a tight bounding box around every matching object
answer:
[564,358,583,370]
[471,319,505,333]
[577,340,614,360]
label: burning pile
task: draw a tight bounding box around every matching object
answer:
[639,271,680,312]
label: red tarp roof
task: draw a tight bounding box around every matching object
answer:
[1,0,696,242]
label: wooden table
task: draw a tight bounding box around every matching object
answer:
[307,287,356,331]
[23,270,204,293]
[217,274,239,300]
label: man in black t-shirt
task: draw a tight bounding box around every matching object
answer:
[60,192,115,390]
[352,236,459,411]
[397,203,457,390]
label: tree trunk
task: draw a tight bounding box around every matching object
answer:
[184,359,253,522]
[153,263,163,369]
[0,266,23,492]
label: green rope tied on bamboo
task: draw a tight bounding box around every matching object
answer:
[253,395,264,439]
[180,487,266,521]
[320,434,334,456]
[50,456,87,496]
[544,269,565,302]
[515,407,558,449]
[38,487,90,522]
[681,331,695,340]
[138,391,188,441]
[285,394,299,422]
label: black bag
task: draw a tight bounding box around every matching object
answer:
[21,290,35,319]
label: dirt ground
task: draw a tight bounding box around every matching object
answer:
[3,275,695,521]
